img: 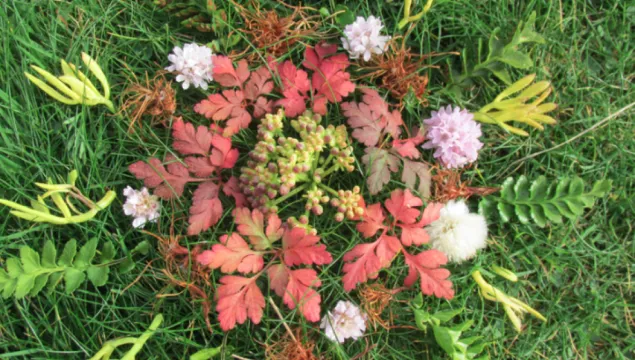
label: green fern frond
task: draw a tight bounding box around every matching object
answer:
[479,176,612,227]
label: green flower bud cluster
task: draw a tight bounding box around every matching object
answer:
[330,186,365,222]
[239,109,362,222]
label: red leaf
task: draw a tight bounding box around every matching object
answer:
[172,118,213,156]
[398,202,443,247]
[213,56,250,87]
[282,227,332,266]
[302,43,348,72]
[342,89,403,147]
[403,249,454,300]
[244,66,273,101]
[188,181,223,235]
[253,96,273,118]
[342,234,402,291]
[233,208,283,250]
[210,134,239,169]
[267,263,289,297]
[311,64,355,107]
[223,176,247,207]
[282,268,322,322]
[275,61,310,117]
[384,189,423,225]
[184,156,216,177]
[197,233,264,274]
[392,130,425,159]
[356,203,386,238]
[129,157,193,199]
[215,275,265,331]
[194,90,252,136]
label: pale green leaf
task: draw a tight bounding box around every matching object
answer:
[30,274,50,296]
[42,240,57,268]
[74,238,98,268]
[15,274,36,299]
[87,265,109,287]
[59,239,77,266]
[20,246,40,273]
[64,268,85,294]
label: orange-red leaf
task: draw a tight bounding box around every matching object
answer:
[184,156,216,177]
[403,249,454,300]
[128,157,193,199]
[342,89,402,147]
[213,56,250,87]
[188,181,223,235]
[267,263,289,297]
[356,203,386,238]
[210,134,239,169]
[197,233,264,274]
[223,176,247,208]
[215,275,265,331]
[282,227,332,266]
[233,208,283,250]
[194,90,252,136]
[384,188,423,225]
[283,268,322,322]
[172,118,213,156]
[342,234,401,291]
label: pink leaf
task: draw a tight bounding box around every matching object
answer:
[282,268,322,322]
[356,203,386,238]
[403,249,454,300]
[197,233,264,274]
[234,208,283,250]
[129,157,193,199]
[282,227,332,266]
[188,181,223,235]
[215,275,265,331]
[223,176,247,207]
[341,234,402,291]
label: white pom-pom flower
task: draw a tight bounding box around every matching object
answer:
[341,16,391,61]
[320,300,367,343]
[426,199,488,263]
[123,186,161,229]
[165,43,214,90]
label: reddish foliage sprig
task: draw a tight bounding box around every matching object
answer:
[194,43,355,138]
[342,90,431,196]
[196,208,332,331]
[342,189,454,300]
[129,117,245,235]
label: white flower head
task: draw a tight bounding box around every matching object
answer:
[426,199,488,263]
[165,43,214,90]
[341,16,391,61]
[123,186,161,229]
[320,300,367,343]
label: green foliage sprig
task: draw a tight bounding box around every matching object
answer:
[479,176,612,227]
[0,238,115,299]
[449,12,545,92]
[473,74,558,136]
[25,52,114,112]
[410,294,487,360]
[89,314,163,360]
[0,170,116,225]
[154,0,225,33]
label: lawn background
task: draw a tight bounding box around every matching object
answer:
[0,0,633,359]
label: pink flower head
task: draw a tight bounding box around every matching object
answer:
[421,106,483,169]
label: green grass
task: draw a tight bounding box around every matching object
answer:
[0,0,633,359]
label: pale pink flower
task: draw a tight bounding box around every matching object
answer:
[320,300,367,343]
[341,16,391,61]
[123,186,161,228]
[422,105,483,168]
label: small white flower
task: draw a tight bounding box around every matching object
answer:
[165,43,214,90]
[320,300,367,343]
[341,16,391,61]
[123,186,161,229]
[426,200,488,263]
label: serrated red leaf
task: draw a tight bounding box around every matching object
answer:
[275,61,310,117]
[267,263,289,297]
[311,64,355,111]
[213,56,250,87]
[223,176,247,207]
[342,234,402,291]
[210,134,239,169]
[129,157,193,199]
[244,66,273,100]
[281,227,332,266]
[342,89,403,147]
[188,181,223,235]
[356,203,386,238]
[172,118,213,156]
[282,268,322,322]
[194,90,252,136]
[215,275,265,331]
[233,208,283,250]
[197,233,264,274]
[385,189,423,225]
[302,43,348,72]
[392,130,425,159]
[403,249,454,300]
[397,201,442,247]
[184,156,216,177]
